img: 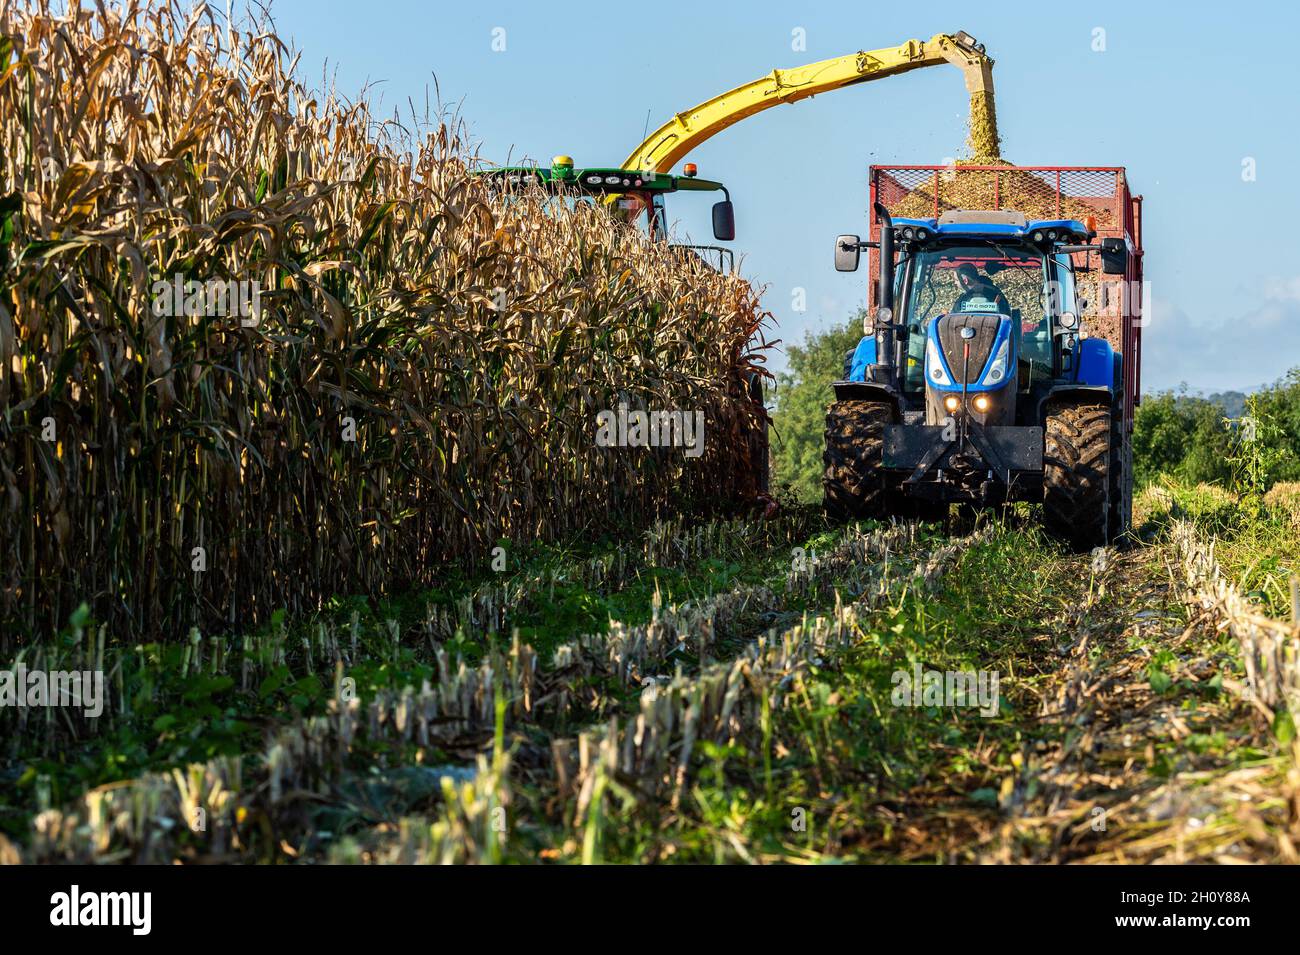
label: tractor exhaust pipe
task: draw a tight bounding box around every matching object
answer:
[872,202,896,385]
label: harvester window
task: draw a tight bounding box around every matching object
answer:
[614,192,650,229]
[540,194,600,219]
[649,193,670,239]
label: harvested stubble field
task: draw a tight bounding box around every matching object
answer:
[3,0,1300,867]
[5,482,1299,863]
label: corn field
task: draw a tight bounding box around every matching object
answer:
[4,0,1299,888]
[0,0,771,644]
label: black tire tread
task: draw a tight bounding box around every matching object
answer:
[1043,402,1111,551]
[823,400,892,521]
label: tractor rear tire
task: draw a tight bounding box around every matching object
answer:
[1043,402,1111,551]
[823,400,892,521]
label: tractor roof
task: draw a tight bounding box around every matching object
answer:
[891,215,1094,241]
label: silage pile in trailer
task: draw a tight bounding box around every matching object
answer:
[894,100,1112,227]
[892,163,1116,229]
[887,106,1127,349]
[0,0,771,643]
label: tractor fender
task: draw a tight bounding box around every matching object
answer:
[1075,337,1116,389]
[832,379,900,413]
[1037,383,1113,422]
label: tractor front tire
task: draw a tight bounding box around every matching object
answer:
[823,400,892,521]
[1043,402,1111,551]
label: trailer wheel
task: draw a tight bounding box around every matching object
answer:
[823,400,892,521]
[1108,406,1132,543]
[1043,402,1111,551]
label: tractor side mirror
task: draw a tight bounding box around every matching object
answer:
[1100,237,1127,274]
[711,200,735,241]
[835,234,861,272]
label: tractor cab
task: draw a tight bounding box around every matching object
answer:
[480,156,737,271]
[837,209,1131,418]
[846,214,1099,429]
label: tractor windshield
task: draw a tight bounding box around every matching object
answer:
[901,243,1054,393]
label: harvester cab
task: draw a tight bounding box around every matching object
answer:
[481,156,736,271]
[481,154,762,490]
[826,166,1144,551]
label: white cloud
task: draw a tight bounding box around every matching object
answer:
[1263,276,1300,302]
[1141,297,1300,394]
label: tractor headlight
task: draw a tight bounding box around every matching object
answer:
[984,336,1011,385]
[972,394,991,413]
[943,395,961,412]
[926,340,952,386]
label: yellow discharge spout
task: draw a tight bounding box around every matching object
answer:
[622,31,1000,175]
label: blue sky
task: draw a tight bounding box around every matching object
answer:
[269,0,1300,394]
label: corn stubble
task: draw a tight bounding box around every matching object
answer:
[0,0,771,643]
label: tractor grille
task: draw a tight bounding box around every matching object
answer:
[937,313,1000,384]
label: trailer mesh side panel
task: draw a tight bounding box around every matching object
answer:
[871,166,1122,228]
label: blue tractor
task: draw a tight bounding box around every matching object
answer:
[825,203,1133,549]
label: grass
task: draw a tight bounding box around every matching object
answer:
[1141,480,1300,619]
[606,518,1076,862]
[0,507,827,843]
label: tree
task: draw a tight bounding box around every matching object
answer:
[1253,369,1300,484]
[1132,391,1232,486]
[1131,370,1300,489]
[771,313,865,502]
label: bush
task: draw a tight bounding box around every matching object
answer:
[1132,372,1299,490]
[1132,392,1233,486]
[1263,481,1300,531]
[770,315,865,502]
